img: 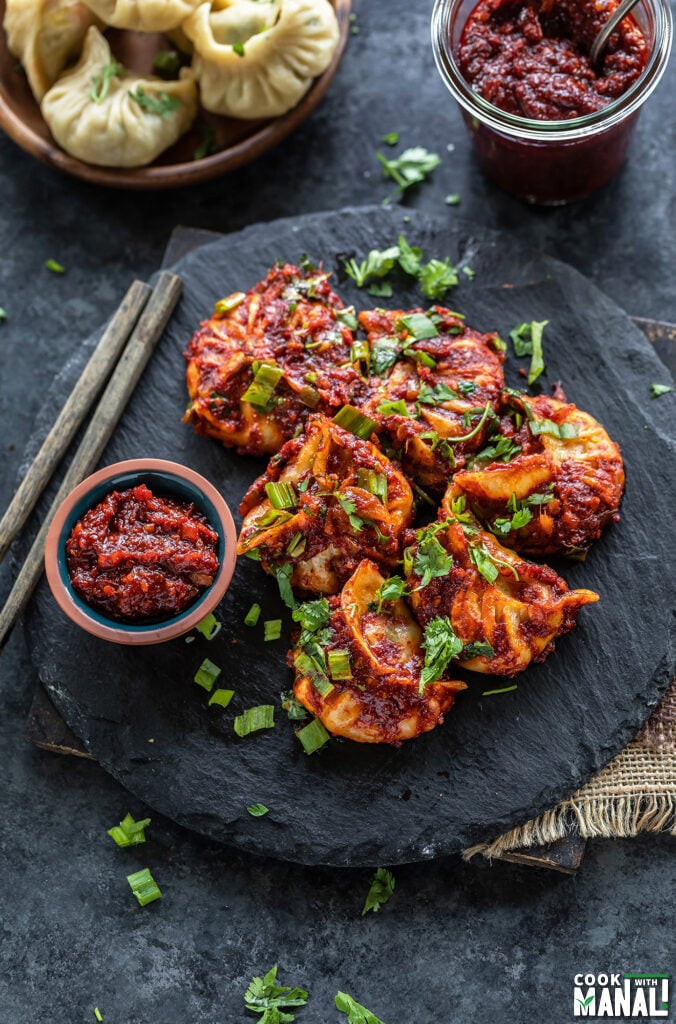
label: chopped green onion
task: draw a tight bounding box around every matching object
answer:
[94,1010,103,1022]
[377,398,409,417]
[297,717,331,754]
[382,132,399,145]
[337,307,359,330]
[351,338,370,372]
[214,292,245,315]
[45,258,65,274]
[247,803,269,817]
[194,658,221,691]
[127,867,162,907]
[258,508,293,529]
[89,59,123,103]
[265,481,297,509]
[356,469,388,503]
[396,312,438,340]
[196,612,221,640]
[405,347,437,367]
[445,194,461,205]
[208,688,234,708]
[333,405,378,439]
[234,705,275,737]
[264,619,282,642]
[287,532,307,557]
[482,684,518,696]
[242,363,284,408]
[530,419,579,439]
[107,812,151,848]
[328,649,352,680]
[298,384,320,408]
[294,651,334,697]
[244,603,261,627]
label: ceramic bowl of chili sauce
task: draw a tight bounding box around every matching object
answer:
[45,459,237,645]
[432,0,672,203]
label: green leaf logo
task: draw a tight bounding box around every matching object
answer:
[576,996,594,1008]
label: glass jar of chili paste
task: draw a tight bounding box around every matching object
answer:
[432,0,672,203]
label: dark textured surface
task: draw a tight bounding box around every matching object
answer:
[1,0,675,1018]
[26,207,676,866]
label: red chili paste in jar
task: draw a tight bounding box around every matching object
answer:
[66,483,219,622]
[458,0,648,120]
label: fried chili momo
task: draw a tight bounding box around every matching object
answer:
[453,391,625,557]
[359,306,505,491]
[237,415,414,595]
[405,491,598,677]
[184,263,366,456]
[291,560,466,744]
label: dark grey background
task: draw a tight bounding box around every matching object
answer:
[0,1,673,1021]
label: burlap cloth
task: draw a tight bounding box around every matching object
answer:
[464,678,676,860]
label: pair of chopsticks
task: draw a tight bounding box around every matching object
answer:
[0,270,183,651]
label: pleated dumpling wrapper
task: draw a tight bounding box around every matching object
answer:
[4,0,101,102]
[183,0,339,119]
[81,0,201,31]
[41,27,198,167]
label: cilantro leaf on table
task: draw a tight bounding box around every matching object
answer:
[362,867,396,915]
[509,320,548,385]
[343,247,399,288]
[418,257,458,299]
[245,965,309,1019]
[335,992,387,1024]
[376,146,441,199]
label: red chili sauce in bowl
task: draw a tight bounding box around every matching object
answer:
[458,0,648,119]
[66,483,220,623]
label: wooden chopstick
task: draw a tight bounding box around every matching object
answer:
[0,279,152,564]
[0,270,183,652]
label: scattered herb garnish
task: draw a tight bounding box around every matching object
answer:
[397,311,439,340]
[292,598,330,633]
[328,649,352,680]
[468,541,519,583]
[194,658,221,691]
[418,258,459,299]
[420,617,463,690]
[461,640,495,660]
[491,506,533,536]
[418,381,460,405]
[234,705,275,737]
[94,1010,103,1022]
[356,469,388,503]
[343,247,399,288]
[468,435,522,467]
[377,398,410,417]
[245,965,309,1019]
[264,619,283,642]
[196,612,221,640]
[335,991,387,1024]
[242,362,283,408]
[650,383,674,398]
[367,281,393,298]
[334,492,365,532]
[274,563,297,610]
[127,867,161,907]
[152,49,182,77]
[266,481,297,509]
[362,867,395,915]
[382,132,399,145]
[296,717,331,754]
[411,531,453,588]
[445,194,461,205]
[530,418,579,439]
[107,812,151,848]
[0,308,6,321]
[89,59,123,103]
[373,575,408,612]
[376,146,441,199]
[333,405,378,440]
[193,122,218,160]
[482,684,518,696]
[281,690,309,721]
[213,291,245,314]
[232,41,245,57]
[208,688,234,708]
[370,338,400,376]
[462,266,476,280]
[245,603,262,627]
[247,803,269,817]
[45,258,65,274]
[128,86,180,118]
[509,320,548,385]
[396,234,422,276]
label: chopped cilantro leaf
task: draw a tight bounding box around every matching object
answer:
[0,308,6,321]
[274,563,297,610]
[650,383,674,398]
[368,281,393,298]
[376,146,441,198]
[335,493,364,532]
[509,320,548,385]
[370,338,401,376]
[412,531,453,588]
[128,86,180,118]
[445,194,461,205]
[396,234,422,276]
[247,803,269,817]
[461,640,495,660]
[292,598,330,633]
[152,49,182,77]
[462,266,475,280]
[396,312,438,340]
[281,690,309,721]
[381,132,399,145]
[374,575,408,612]
[468,541,519,583]
[343,247,399,287]
[418,381,460,405]
[418,258,458,299]
[244,965,309,1016]
[420,616,463,690]
[335,991,386,1024]
[362,867,395,915]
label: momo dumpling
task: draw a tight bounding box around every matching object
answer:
[41,28,198,167]
[81,0,201,31]
[4,0,101,101]
[183,0,339,119]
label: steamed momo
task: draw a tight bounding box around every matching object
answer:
[4,0,101,102]
[183,0,339,119]
[41,28,198,167]
[81,0,201,31]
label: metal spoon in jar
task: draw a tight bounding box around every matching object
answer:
[589,0,642,69]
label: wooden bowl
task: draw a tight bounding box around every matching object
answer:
[0,0,350,190]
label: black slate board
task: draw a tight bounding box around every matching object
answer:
[26,207,676,866]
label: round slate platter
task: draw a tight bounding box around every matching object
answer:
[25,206,676,866]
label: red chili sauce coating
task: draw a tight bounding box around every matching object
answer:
[66,484,219,623]
[458,0,648,120]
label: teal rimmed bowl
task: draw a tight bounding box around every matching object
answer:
[44,458,237,645]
